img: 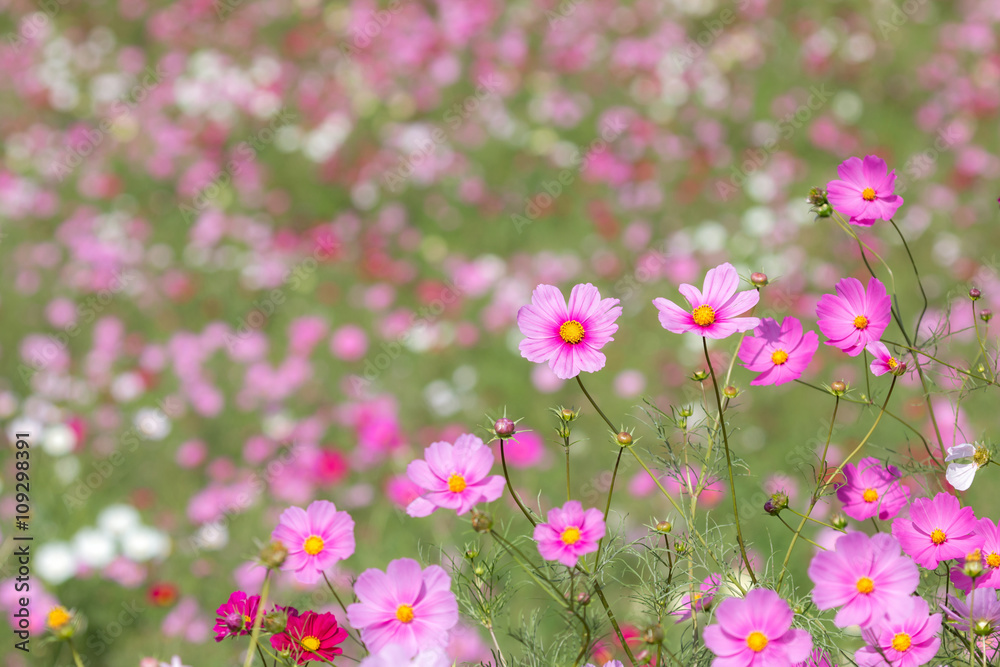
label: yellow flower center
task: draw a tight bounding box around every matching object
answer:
[559,320,585,344]
[862,187,877,201]
[303,535,325,555]
[300,635,321,652]
[853,315,869,329]
[243,614,253,627]
[47,606,71,630]
[746,631,768,652]
[447,473,467,493]
[931,528,947,545]
[988,553,1000,568]
[888,357,898,369]
[863,488,879,503]
[856,576,875,594]
[891,632,911,651]
[396,604,415,623]
[770,349,789,365]
[692,305,716,327]
[561,526,582,545]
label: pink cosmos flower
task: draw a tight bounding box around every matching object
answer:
[653,262,760,339]
[346,558,459,655]
[836,457,911,522]
[671,574,721,622]
[855,597,941,667]
[816,277,892,357]
[406,434,506,518]
[212,591,260,641]
[738,317,819,386]
[533,501,606,568]
[866,341,906,376]
[270,611,348,665]
[968,518,1000,589]
[702,588,812,665]
[826,155,904,226]
[891,492,979,569]
[516,283,622,380]
[358,644,451,667]
[271,500,356,585]
[808,532,919,628]
[942,591,1000,636]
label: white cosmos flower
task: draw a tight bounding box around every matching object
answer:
[945,443,988,491]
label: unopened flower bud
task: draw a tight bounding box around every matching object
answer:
[830,513,848,530]
[889,359,907,377]
[980,309,993,323]
[674,540,687,554]
[474,565,486,576]
[493,418,516,438]
[263,610,289,634]
[655,520,672,534]
[47,606,74,638]
[465,548,478,560]
[691,370,709,382]
[750,272,769,287]
[576,591,591,606]
[616,431,633,447]
[679,406,693,418]
[559,408,578,422]
[765,491,789,515]
[830,380,847,396]
[807,187,829,207]
[260,541,288,569]
[723,385,739,399]
[970,287,982,301]
[965,549,984,579]
[643,624,665,644]
[471,511,493,533]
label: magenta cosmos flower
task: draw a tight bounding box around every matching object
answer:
[212,591,260,641]
[653,262,760,339]
[836,457,910,522]
[517,283,622,380]
[346,558,459,654]
[816,277,892,357]
[866,341,906,376]
[808,532,919,628]
[826,155,904,226]
[270,610,348,665]
[891,492,979,569]
[533,500,606,568]
[738,317,819,386]
[271,500,356,585]
[406,433,506,518]
[672,574,721,622]
[975,518,1000,589]
[702,588,812,666]
[855,597,941,667]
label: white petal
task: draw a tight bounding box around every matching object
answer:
[946,443,977,462]
[946,462,978,491]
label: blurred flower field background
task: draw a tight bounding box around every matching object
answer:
[1,0,999,664]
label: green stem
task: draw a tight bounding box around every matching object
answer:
[243,571,271,667]
[68,640,86,667]
[322,572,366,650]
[889,218,929,340]
[500,440,537,527]
[576,376,617,433]
[880,339,995,385]
[594,447,624,570]
[703,337,757,585]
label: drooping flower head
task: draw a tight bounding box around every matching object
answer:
[212,591,261,641]
[702,588,812,665]
[855,597,941,667]
[270,611,348,665]
[836,457,911,522]
[533,500,606,568]
[738,317,819,385]
[826,155,904,226]
[962,518,1000,590]
[406,433,505,518]
[271,500,356,585]
[946,443,991,491]
[942,591,1000,637]
[808,532,919,628]
[866,341,906,376]
[346,558,459,654]
[891,492,979,569]
[816,277,892,356]
[671,574,721,622]
[517,283,622,379]
[653,262,760,339]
